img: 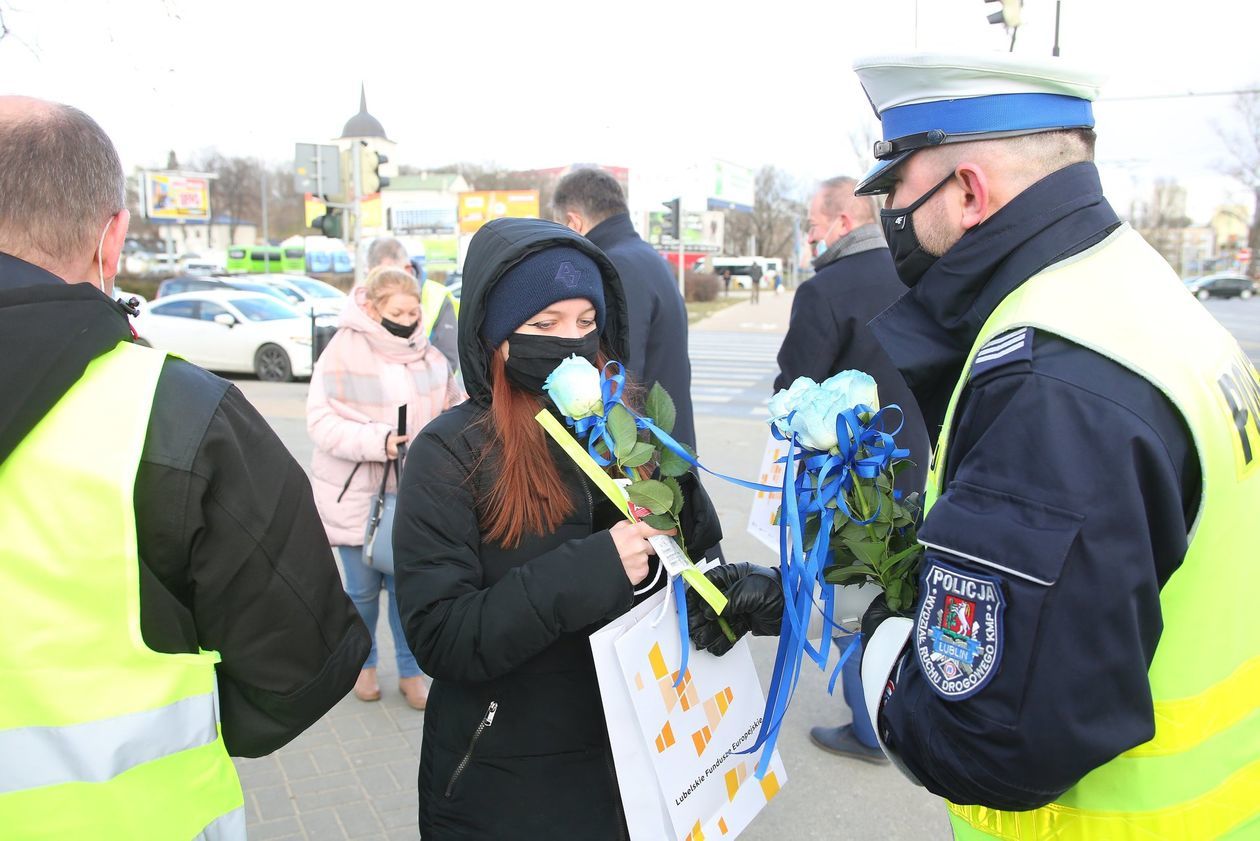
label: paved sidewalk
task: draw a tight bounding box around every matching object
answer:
[692,287,795,334]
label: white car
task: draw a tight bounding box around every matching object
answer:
[237,273,347,319]
[133,290,315,382]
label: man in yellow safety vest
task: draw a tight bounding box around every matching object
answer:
[0,96,370,840]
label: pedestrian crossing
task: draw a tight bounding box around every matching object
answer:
[686,331,783,419]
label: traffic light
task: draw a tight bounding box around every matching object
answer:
[310,209,344,239]
[661,198,680,241]
[984,0,1022,28]
[360,143,390,194]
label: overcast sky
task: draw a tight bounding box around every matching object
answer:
[2,0,1258,221]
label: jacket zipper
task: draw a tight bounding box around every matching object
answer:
[445,700,497,798]
[582,474,594,524]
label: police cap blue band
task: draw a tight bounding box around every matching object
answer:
[881,93,1095,145]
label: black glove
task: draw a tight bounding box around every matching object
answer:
[860,593,902,649]
[686,563,784,657]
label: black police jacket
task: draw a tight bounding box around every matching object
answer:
[868,163,1202,809]
[393,220,722,840]
[0,252,370,758]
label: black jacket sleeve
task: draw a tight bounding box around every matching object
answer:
[393,429,634,683]
[879,346,1197,809]
[135,361,370,758]
[774,280,845,392]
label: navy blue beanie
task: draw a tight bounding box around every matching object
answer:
[480,246,606,348]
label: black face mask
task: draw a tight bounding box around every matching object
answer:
[381,316,418,339]
[503,331,601,394]
[880,172,955,288]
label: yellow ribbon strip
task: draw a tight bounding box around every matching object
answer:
[535,409,728,615]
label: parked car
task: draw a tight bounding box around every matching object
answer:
[132,290,314,382]
[236,273,346,318]
[155,275,338,322]
[1184,273,1256,300]
[178,252,226,275]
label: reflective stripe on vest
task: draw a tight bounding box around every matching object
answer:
[0,692,217,794]
[0,342,244,839]
[926,225,1260,840]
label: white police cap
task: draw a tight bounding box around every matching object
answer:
[853,52,1106,196]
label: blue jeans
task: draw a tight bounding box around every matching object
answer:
[841,636,879,749]
[337,545,422,678]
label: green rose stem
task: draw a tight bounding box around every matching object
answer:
[619,464,736,646]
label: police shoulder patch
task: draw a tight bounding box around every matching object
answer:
[969,327,1032,380]
[915,559,1006,700]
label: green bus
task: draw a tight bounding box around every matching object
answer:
[226,245,305,274]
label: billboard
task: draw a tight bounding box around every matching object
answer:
[458,190,540,234]
[144,171,211,222]
[707,160,755,213]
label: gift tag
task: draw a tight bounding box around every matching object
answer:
[648,534,691,577]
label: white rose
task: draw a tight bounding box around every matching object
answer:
[543,355,604,420]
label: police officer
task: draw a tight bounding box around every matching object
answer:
[690,53,1260,838]
[0,97,370,839]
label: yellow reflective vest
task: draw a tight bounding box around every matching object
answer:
[421,278,457,340]
[0,341,245,840]
[927,225,1260,839]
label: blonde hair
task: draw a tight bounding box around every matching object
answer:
[364,265,420,305]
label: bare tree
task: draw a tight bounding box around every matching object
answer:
[723,165,805,263]
[1216,89,1260,274]
[1133,178,1193,273]
[188,150,265,244]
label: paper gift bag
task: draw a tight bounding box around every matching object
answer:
[590,586,787,841]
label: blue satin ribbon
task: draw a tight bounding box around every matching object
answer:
[672,577,689,688]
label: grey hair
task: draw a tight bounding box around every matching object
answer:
[367,236,409,269]
[0,103,125,262]
[552,167,628,224]
[818,176,876,224]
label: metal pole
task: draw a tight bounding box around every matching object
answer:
[353,143,363,286]
[261,166,269,244]
[1053,0,1061,56]
[677,199,685,298]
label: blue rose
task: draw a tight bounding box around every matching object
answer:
[819,370,879,413]
[767,376,818,438]
[544,355,604,420]
[786,385,853,452]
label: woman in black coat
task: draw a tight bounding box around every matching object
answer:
[394,218,723,840]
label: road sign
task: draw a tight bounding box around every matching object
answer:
[294,143,342,197]
[1238,247,1252,262]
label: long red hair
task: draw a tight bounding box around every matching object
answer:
[480,352,575,547]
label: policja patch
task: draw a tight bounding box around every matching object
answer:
[915,559,1005,700]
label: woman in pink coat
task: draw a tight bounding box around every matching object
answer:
[307,266,461,709]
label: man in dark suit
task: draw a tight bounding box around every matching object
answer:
[775,176,930,763]
[554,167,697,448]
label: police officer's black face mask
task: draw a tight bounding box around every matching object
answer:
[880,172,956,288]
[502,331,600,394]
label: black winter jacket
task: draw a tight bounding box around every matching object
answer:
[393,220,722,840]
[586,213,697,448]
[0,252,370,758]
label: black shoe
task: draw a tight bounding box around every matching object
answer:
[809,724,888,764]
